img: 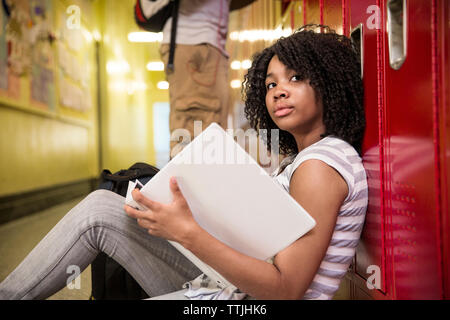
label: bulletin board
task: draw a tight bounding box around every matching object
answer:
[0,0,97,123]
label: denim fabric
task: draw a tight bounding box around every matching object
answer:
[0,189,202,300]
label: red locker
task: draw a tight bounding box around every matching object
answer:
[384,0,442,299]
[437,0,450,299]
[348,0,387,298]
[346,0,448,299]
[292,0,448,299]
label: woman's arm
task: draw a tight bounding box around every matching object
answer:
[125,159,348,299]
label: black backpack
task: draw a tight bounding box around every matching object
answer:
[134,0,179,72]
[90,162,159,300]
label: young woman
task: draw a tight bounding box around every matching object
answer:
[0,25,367,300]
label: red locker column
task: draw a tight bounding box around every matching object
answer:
[349,0,388,298]
[437,0,450,299]
[383,0,443,299]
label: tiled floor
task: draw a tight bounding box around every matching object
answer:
[0,196,350,300]
[0,196,92,300]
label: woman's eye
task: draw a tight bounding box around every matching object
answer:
[291,75,301,81]
[266,82,276,90]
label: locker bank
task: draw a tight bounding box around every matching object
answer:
[0,0,449,300]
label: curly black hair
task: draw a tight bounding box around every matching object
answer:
[242,24,365,156]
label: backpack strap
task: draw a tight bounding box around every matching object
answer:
[167,0,180,72]
[128,162,160,177]
[100,163,159,183]
[100,170,130,183]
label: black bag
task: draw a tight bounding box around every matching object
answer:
[90,162,159,300]
[134,0,174,32]
[134,0,180,72]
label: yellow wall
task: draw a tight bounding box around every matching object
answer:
[0,0,167,197]
[0,106,94,195]
[0,0,100,196]
[98,0,167,173]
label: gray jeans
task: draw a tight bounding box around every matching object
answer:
[0,190,202,300]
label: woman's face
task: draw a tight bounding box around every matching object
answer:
[265,55,324,136]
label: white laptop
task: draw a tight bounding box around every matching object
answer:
[125,123,316,288]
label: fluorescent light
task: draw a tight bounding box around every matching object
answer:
[81,28,93,43]
[230,79,241,88]
[108,81,126,91]
[157,81,169,90]
[229,28,292,42]
[128,81,148,95]
[231,60,252,70]
[230,60,241,70]
[128,31,163,43]
[106,60,130,74]
[241,59,252,69]
[147,61,165,71]
[92,30,101,41]
[109,80,147,95]
[229,31,239,41]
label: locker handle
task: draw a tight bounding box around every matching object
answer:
[387,0,407,70]
[350,23,364,79]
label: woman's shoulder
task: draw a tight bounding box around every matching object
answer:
[273,136,358,176]
[274,136,366,199]
[299,136,359,158]
[291,136,361,172]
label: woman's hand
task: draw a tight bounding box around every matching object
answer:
[124,177,200,244]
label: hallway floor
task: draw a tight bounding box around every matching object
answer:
[0,196,350,300]
[0,196,91,300]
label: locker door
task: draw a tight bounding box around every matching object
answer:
[437,0,449,299]
[383,0,443,299]
[349,0,387,297]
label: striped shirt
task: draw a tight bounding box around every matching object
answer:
[183,136,368,300]
[272,136,368,299]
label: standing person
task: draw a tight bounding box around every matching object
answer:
[159,0,231,157]
[0,25,367,300]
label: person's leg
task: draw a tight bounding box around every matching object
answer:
[160,43,230,158]
[0,189,201,300]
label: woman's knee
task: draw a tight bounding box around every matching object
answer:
[85,189,122,202]
[66,189,126,225]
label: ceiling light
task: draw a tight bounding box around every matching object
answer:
[128,31,163,43]
[241,59,252,69]
[230,60,241,70]
[106,60,130,74]
[229,28,292,42]
[230,79,241,88]
[147,61,165,71]
[157,81,169,90]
